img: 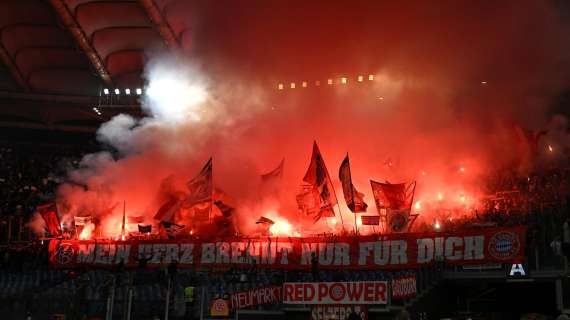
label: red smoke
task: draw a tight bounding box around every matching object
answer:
[54,1,570,238]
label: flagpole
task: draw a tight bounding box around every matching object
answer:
[407,181,417,232]
[209,157,213,225]
[121,201,126,240]
[328,172,346,234]
[346,154,358,235]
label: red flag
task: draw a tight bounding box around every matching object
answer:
[370,180,415,210]
[300,142,338,222]
[261,158,284,182]
[339,154,368,213]
[154,197,182,222]
[37,203,61,237]
[186,158,213,206]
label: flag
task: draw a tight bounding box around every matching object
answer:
[214,200,234,217]
[186,158,213,206]
[260,158,284,198]
[361,215,380,226]
[138,224,152,233]
[339,154,368,213]
[370,180,415,210]
[154,196,182,222]
[370,180,416,233]
[300,142,338,222]
[296,184,336,222]
[160,221,185,238]
[261,158,284,182]
[296,184,321,215]
[37,203,61,237]
[256,216,275,225]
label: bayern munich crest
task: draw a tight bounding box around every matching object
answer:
[488,231,520,260]
[55,242,75,265]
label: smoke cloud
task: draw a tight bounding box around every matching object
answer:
[55,1,570,236]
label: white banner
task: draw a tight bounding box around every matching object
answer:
[283,281,387,305]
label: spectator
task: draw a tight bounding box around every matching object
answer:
[562,216,570,259]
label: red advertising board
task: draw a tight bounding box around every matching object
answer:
[230,286,282,309]
[311,305,368,320]
[48,227,525,269]
[283,282,388,305]
[391,275,417,300]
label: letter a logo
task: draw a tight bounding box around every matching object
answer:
[509,263,526,276]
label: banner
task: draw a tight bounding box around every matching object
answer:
[311,305,368,320]
[231,286,282,309]
[391,275,417,300]
[48,227,526,269]
[283,282,387,305]
[360,216,380,226]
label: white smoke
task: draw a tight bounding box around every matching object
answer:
[143,57,209,123]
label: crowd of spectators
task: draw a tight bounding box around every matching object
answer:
[0,141,567,319]
[0,141,93,273]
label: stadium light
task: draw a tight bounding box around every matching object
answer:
[103,88,109,95]
[341,77,347,84]
[136,88,142,95]
[114,88,120,95]
[368,74,374,81]
[278,83,284,90]
[290,83,295,89]
[302,81,307,88]
[327,79,333,85]
[315,80,321,86]
[357,75,363,82]
[125,88,131,95]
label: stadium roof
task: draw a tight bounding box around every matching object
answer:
[0,0,185,131]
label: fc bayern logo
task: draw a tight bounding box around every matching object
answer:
[488,231,520,260]
[55,242,75,265]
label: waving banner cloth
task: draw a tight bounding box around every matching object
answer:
[48,227,526,269]
[299,142,338,222]
[187,158,213,205]
[339,154,368,213]
[37,203,61,237]
[154,197,182,223]
[370,180,416,232]
[260,158,285,199]
[370,181,415,210]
